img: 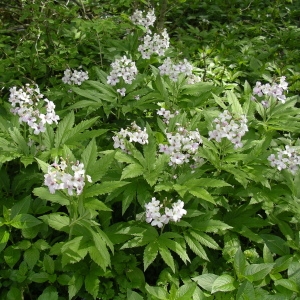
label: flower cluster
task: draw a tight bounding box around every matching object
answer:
[268,145,300,175]
[186,74,202,85]
[252,76,288,105]
[157,108,179,124]
[117,88,126,97]
[138,29,170,59]
[159,124,203,166]
[107,56,138,86]
[112,122,148,154]
[9,84,59,135]
[62,68,89,85]
[159,57,193,82]
[208,110,248,149]
[130,9,156,30]
[44,158,92,196]
[145,197,187,228]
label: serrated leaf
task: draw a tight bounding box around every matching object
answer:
[10,196,31,219]
[33,187,69,206]
[24,247,39,269]
[43,254,55,274]
[121,163,144,180]
[144,241,159,271]
[189,231,220,250]
[161,238,190,264]
[184,234,209,261]
[91,151,115,182]
[64,117,99,145]
[275,279,299,293]
[192,274,218,292]
[175,283,197,300]
[127,289,144,300]
[226,90,244,115]
[29,272,50,283]
[68,274,84,300]
[244,263,274,282]
[185,178,231,188]
[54,111,75,148]
[159,244,175,273]
[84,198,112,211]
[37,286,58,300]
[191,219,232,233]
[211,274,236,293]
[236,280,255,300]
[145,284,169,300]
[72,86,104,102]
[10,214,42,229]
[4,246,21,268]
[81,138,97,176]
[84,181,130,197]
[85,273,100,299]
[260,234,290,256]
[189,187,216,204]
[234,248,246,278]
[39,213,69,232]
[0,230,9,254]
[61,236,88,266]
[8,127,29,155]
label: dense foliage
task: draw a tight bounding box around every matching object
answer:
[1,0,300,299]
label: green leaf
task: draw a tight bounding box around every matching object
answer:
[81,138,97,176]
[189,187,216,204]
[175,283,197,300]
[0,227,10,252]
[145,284,169,300]
[28,272,50,283]
[121,163,144,180]
[260,234,290,256]
[7,286,22,300]
[65,117,99,145]
[84,181,130,197]
[10,214,42,229]
[43,254,55,274]
[192,273,218,292]
[4,246,21,268]
[35,158,50,173]
[184,234,209,261]
[90,151,115,182]
[161,237,190,264]
[10,196,31,219]
[275,279,299,293]
[68,275,84,299]
[236,280,255,300]
[144,241,159,271]
[191,219,232,233]
[185,178,231,188]
[244,263,274,282]
[24,247,40,269]
[85,272,100,299]
[211,274,236,293]
[37,286,58,300]
[54,111,75,148]
[8,127,29,155]
[61,236,88,266]
[159,244,175,273]
[39,213,69,232]
[127,289,144,300]
[234,248,246,278]
[226,90,243,115]
[33,187,70,206]
[84,198,112,211]
[72,86,104,103]
[189,231,220,250]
